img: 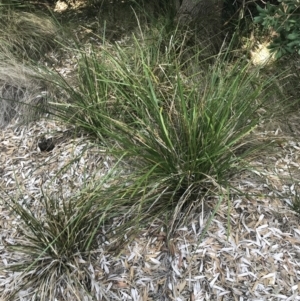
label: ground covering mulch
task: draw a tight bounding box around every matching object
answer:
[1,112,300,300]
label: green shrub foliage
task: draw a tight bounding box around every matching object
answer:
[254,0,300,58]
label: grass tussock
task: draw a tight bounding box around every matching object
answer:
[0,9,62,62]
[47,28,278,237]
[0,53,63,127]
[0,61,46,127]
[2,175,117,301]
[0,7,65,127]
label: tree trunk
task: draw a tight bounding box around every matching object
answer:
[176,0,223,25]
[175,0,224,53]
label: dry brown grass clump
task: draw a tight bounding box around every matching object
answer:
[0,10,61,61]
[0,60,49,127]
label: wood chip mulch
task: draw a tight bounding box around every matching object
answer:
[1,115,300,300]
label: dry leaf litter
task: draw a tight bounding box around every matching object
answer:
[1,109,300,301]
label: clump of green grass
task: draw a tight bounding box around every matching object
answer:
[2,175,117,301]
[46,26,277,235]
